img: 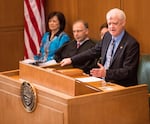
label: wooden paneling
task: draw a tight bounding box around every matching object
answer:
[77,0,120,40]
[0,0,24,71]
[0,0,23,27]
[0,28,24,71]
[122,0,150,54]
[0,69,149,124]
[0,74,67,124]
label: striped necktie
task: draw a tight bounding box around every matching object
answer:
[111,39,115,57]
[104,39,116,69]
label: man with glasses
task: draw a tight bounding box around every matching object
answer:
[54,20,96,73]
[60,8,140,87]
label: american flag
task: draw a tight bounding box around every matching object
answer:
[24,0,45,59]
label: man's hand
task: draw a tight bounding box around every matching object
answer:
[60,58,72,66]
[90,63,106,78]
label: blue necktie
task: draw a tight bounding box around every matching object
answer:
[104,39,115,69]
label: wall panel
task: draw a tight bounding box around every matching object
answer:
[0,0,23,27]
[0,28,24,71]
[0,0,24,71]
[122,0,150,54]
[77,0,121,40]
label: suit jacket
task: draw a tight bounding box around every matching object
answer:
[71,31,140,86]
[54,39,96,73]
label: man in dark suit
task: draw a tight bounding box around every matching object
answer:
[60,8,140,87]
[54,20,96,73]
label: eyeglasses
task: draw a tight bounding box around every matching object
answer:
[73,29,85,33]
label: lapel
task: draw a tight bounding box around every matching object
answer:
[101,34,112,64]
[110,32,127,66]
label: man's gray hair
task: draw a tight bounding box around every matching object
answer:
[106,8,126,21]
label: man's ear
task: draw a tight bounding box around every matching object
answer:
[86,29,89,35]
[122,20,126,27]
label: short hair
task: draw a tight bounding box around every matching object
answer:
[47,11,66,33]
[106,8,126,21]
[100,23,108,30]
[73,20,89,29]
[83,22,89,28]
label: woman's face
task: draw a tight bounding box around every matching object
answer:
[48,16,60,32]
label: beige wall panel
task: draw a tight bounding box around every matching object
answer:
[77,0,121,40]
[0,0,23,27]
[0,29,24,71]
[0,0,24,71]
[122,0,150,54]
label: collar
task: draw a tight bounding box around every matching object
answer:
[77,37,90,45]
[112,30,125,44]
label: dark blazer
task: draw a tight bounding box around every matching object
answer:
[71,31,140,86]
[54,39,96,73]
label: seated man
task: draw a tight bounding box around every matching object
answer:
[54,20,96,73]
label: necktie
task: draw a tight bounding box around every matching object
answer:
[77,42,80,48]
[111,40,115,56]
[104,39,115,69]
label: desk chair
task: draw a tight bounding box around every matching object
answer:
[138,54,150,97]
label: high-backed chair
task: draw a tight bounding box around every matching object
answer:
[138,54,150,95]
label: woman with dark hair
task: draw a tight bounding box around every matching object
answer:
[34,11,70,62]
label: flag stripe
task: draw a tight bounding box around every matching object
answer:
[24,18,37,54]
[24,30,34,58]
[24,2,40,53]
[24,0,45,59]
[38,0,45,34]
[25,0,42,44]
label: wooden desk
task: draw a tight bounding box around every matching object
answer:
[0,62,149,124]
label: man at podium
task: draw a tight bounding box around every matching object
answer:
[60,8,140,87]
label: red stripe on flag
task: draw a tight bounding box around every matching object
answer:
[36,0,42,13]
[25,0,42,43]
[24,0,45,59]
[24,18,37,54]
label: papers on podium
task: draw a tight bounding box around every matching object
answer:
[22,59,57,67]
[75,76,104,83]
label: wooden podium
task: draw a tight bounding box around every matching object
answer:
[0,62,149,124]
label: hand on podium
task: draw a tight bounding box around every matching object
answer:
[60,58,72,66]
